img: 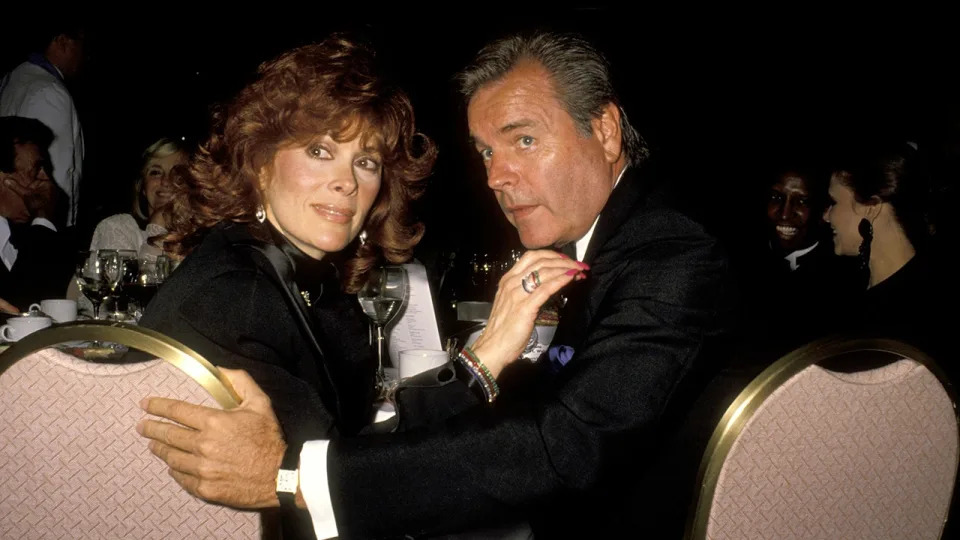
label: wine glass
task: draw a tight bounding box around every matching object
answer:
[108,250,140,320]
[357,265,409,398]
[75,250,114,320]
[128,253,170,320]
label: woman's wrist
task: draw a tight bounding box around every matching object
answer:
[455,346,500,403]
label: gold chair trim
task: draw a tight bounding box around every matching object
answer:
[0,321,241,409]
[684,336,960,539]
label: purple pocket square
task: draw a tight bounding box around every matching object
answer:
[548,344,575,367]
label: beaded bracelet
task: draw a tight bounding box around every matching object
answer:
[456,350,493,402]
[461,346,497,390]
[459,345,500,403]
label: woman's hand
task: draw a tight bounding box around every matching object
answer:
[471,250,587,378]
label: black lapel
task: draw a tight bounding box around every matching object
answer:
[551,165,652,351]
[582,165,652,265]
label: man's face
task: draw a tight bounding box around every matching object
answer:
[11,143,50,186]
[467,61,619,249]
[766,173,817,252]
[0,142,49,222]
[57,34,85,79]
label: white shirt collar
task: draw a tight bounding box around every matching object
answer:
[783,241,819,271]
[573,165,628,261]
[0,216,18,271]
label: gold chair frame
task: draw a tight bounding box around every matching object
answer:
[0,320,240,408]
[684,336,960,539]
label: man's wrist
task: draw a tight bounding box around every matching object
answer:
[276,441,302,509]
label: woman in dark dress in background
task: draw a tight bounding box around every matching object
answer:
[823,141,954,369]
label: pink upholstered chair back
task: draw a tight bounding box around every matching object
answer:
[0,347,262,539]
[688,339,959,540]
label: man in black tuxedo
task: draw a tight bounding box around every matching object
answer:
[0,116,72,312]
[138,31,735,538]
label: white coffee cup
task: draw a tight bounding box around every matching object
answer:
[398,349,450,379]
[29,299,78,323]
[1,315,53,342]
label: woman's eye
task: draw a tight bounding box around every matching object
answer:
[307,145,331,159]
[479,148,493,160]
[356,157,380,171]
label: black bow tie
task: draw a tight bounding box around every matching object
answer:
[559,242,577,260]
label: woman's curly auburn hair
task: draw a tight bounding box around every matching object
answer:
[164,34,437,292]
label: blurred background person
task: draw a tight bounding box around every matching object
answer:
[824,140,954,371]
[0,116,72,311]
[0,19,85,227]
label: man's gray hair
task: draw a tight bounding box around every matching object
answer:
[457,31,649,165]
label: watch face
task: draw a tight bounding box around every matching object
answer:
[276,469,299,493]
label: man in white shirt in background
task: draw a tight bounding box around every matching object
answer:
[0,20,85,227]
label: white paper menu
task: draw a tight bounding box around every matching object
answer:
[387,262,442,366]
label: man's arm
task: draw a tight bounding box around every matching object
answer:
[326,215,732,538]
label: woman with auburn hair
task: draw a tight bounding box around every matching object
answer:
[138,34,436,497]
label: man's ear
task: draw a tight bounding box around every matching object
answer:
[591,102,623,164]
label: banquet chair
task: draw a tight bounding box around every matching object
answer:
[0,321,263,539]
[685,337,959,540]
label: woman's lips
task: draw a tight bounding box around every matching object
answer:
[312,204,355,224]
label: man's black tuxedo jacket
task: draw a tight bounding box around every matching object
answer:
[0,221,73,311]
[329,165,737,538]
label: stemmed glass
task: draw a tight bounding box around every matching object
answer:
[128,254,171,320]
[357,265,409,398]
[106,250,140,320]
[75,250,116,320]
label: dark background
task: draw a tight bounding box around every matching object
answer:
[3,8,957,293]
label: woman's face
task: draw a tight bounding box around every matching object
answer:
[823,173,869,256]
[144,151,187,213]
[261,135,382,260]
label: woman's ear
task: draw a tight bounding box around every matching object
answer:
[860,195,884,221]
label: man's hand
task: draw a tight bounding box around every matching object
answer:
[137,368,287,509]
[21,176,58,221]
[0,177,30,223]
[0,296,20,314]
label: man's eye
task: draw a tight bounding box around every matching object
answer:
[519,136,534,147]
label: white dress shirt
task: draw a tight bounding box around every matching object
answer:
[1,61,85,226]
[783,241,819,271]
